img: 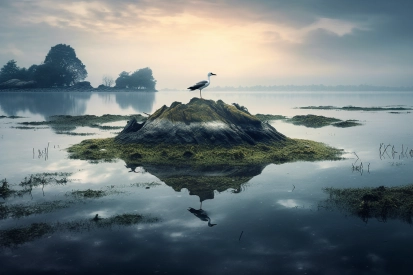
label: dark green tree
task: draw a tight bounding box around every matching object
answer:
[0,60,20,83]
[33,63,62,87]
[129,67,156,90]
[37,44,88,87]
[115,71,130,88]
[115,68,156,90]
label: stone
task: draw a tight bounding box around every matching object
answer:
[115,98,286,146]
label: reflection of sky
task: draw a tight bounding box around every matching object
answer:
[1,91,413,274]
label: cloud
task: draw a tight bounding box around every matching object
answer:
[0,0,412,87]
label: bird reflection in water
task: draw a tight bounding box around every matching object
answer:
[188,203,217,227]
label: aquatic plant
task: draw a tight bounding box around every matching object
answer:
[70,189,107,198]
[332,120,362,128]
[0,200,73,220]
[18,114,146,134]
[299,105,413,111]
[288,114,341,128]
[0,213,160,247]
[255,114,287,121]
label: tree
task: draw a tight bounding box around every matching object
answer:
[0,60,20,83]
[102,75,114,87]
[129,67,156,90]
[115,71,130,88]
[33,63,62,87]
[38,44,88,87]
[114,67,156,90]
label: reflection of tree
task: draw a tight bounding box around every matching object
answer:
[105,92,156,114]
[124,163,266,202]
[0,92,90,118]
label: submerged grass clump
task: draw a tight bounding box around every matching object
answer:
[0,213,160,247]
[320,185,413,223]
[255,114,287,121]
[255,113,361,128]
[10,126,49,130]
[18,114,145,133]
[55,131,95,136]
[0,223,54,247]
[0,200,73,220]
[299,105,413,111]
[19,172,74,188]
[0,115,25,119]
[1,173,74,199]
[69,189,108,198]
[332,120,362,128]
[288,114,341,128]
[67,137,343,165]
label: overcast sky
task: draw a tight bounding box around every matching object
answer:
[1,0,412,88]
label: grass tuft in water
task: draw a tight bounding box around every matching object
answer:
[0,213,160,247]
[320,185,413,223]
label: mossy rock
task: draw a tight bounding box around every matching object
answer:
[115,98,286,146]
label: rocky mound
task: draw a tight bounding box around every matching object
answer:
[115,98,286,146]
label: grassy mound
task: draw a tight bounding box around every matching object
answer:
[67,137,342,166]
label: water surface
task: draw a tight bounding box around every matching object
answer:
[1,91,413,274]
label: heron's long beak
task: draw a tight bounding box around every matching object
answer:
[211,73,216,75]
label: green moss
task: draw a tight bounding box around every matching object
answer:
[70,189,107,198]
[67,137,342,165]
[18,114,145,132]
[255,114,287,121]
[332,120,362,128]
[320,185,413,223]
[288,114,341,128]
[151,98,261,124]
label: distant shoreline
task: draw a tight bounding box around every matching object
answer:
[161,85,413,92]
[0,87,158,93]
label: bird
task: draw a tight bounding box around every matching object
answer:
[187,72,216,98]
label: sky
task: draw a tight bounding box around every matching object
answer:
[1,0,412,89]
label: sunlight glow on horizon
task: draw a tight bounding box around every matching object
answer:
[1,0,411,88]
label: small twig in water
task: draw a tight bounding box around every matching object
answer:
[239,231,244,241]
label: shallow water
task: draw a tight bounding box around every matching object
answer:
[1,90,413,274]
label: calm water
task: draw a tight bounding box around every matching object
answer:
[1,91,413,274]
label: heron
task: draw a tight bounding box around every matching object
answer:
[187,72,216,98]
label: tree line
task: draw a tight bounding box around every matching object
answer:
[0,44,156,91]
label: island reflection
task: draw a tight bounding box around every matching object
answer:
[124,163,266,202]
